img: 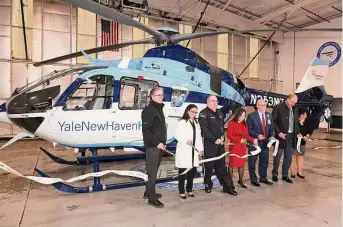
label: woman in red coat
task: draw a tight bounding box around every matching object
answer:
[227,108,257,189]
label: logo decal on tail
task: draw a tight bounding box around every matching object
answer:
[317,42,341,67]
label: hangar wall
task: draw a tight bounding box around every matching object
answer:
[278,17,342,98]
[0,0,278,136]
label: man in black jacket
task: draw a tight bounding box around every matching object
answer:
[272,94,302,183]
[199,95,238,196]
[141,86,167,208]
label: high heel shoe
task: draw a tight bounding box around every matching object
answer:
[180,194,186,199]
[238,180,247,188]
[297,173,305,179]
[291,174,296,178]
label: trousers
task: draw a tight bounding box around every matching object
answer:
[145,147,163,201]
[248,148,269,183]
[203,144,231,191]
[272,134,294,178]
[178,167,196,193]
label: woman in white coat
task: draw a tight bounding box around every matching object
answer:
[174,104,204,199]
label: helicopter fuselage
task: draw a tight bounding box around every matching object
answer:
[3,45,332,149]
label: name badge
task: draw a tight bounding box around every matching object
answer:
[268,119,271,125]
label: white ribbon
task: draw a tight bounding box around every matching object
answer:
[178,143,262,177]
[314,145,342,150]
[296,136,302,154]
[0,161,148,185]
[250,145,262,155]
[0,131,35,150]
[268,138,280,156]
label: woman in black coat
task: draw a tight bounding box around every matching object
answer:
[290,108,317,179]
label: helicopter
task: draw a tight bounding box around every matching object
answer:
[0,0,339,193]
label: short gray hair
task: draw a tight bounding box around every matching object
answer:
[149,86,163,100]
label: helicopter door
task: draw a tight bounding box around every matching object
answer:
[208,65,222,95]
[116,77,159,142]
[62,75,114,111]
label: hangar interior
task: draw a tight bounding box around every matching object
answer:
[0,0,342,226]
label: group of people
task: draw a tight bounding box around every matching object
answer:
[141,86,315,208]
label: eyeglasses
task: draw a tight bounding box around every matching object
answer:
[189,111,198,114]
[153,94,164,97]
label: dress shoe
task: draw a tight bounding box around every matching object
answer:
[205,188,211,193]
[148,199,164,208]
[227,189,238,196]
[260,179,273,185]
[251,182,261,187]
[180,194,186,199]
[143,191,162,199]
[238,180,247,188]
[187,192,195,197]
[272,176,278,182]
[297,173,305,179]
[282,177,293,183]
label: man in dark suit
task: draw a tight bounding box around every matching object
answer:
[247,99,275,186]
[141,86,166,208]
[272,94,302,183]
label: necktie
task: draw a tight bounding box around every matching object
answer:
[262,113,266,137]
[289,108,294,133]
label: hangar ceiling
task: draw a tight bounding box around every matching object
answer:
[91,0,342,42]
[202,0,342,28]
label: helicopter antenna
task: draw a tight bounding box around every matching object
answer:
[186,0,211,48]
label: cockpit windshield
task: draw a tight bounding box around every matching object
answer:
[7,65,110,115]
[15,65,109,96]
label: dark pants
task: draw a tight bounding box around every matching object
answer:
[178,167,196,193]
[145,147,163,201]
[248,148,269,183]
[204,144,231,191]
[272,135,294,178]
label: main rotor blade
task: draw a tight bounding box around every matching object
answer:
[170,27,342,44]
[33,38,155,67]
[59,0,164,40]
[170,31,228,44]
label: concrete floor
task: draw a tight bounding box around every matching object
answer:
[0,130,342,227]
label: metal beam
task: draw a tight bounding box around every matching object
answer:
[20,0,29,60]
[284,0,330,23]
[276,0,340,22]
[306,15,321,23]
[214,0,234,20]
[222,0,234,11]
[254,0,322,24]
[331,6,342,13]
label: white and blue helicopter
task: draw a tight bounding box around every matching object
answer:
[0,0,340,193]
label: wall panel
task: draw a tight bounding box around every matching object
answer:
[0,62,10,99]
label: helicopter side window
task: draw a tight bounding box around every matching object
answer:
[63,75,114,111]
[119,77,158,110]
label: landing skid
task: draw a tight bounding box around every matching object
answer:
[35,147,178,193]
[40,147,147,166]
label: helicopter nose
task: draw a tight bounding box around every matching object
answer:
[0,111,12,124]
